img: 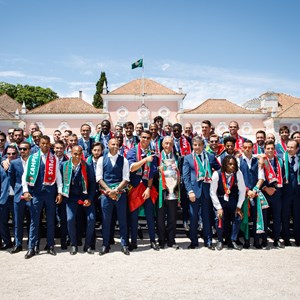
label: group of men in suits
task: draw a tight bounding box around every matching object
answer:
[0,118,300,258]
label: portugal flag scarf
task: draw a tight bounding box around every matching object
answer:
[62,159,88,197]
[25,150,57,186]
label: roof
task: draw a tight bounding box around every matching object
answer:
[0,93,22,114]
[28,97,103,114]
[0,106,15,120]
[183,99,256,114]
[277,103,300,118]
[108,78,179,95]
[277,93,300,112]
[241,98,262,110]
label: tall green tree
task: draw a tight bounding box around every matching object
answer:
[0,82,58,110]
[93,72,107,108]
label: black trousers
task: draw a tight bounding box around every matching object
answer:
[157,191,178,246]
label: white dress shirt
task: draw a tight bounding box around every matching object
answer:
[210,170,246,210]
[96,153,130,182]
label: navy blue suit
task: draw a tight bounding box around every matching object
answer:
[78,137,95,159]
[183,151,220,245]
[127,146,157,244]
[240,156,267,243]
[62,161,96,248]
[9,158,31,247]
[0,165,12,246]
[27,158,58,250]
[282,155,300,243]
[100,154,128,247]
[261,156,283,242]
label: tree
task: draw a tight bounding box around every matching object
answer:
[93,72,107,109]
[0,82,58,110]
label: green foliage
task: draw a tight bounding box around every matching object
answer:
[93,72,107,109]
[0,82,58,110]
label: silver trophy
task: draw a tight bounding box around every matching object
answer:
[163,159,178,200]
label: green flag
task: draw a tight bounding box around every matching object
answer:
[131,59,143,69]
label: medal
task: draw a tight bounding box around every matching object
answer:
[226,189,231,195]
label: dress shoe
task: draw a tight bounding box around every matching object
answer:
[47,246,57,256]
[99,245,110,256]
[235,239,243,246]
[159,243,165,249]
[84,247,93,254]
[44,244,49,251]
[0,243,13,250]
[261,240,269,250]
[109,238,115,245]
[24,249,35,259]
[121,246,130,255]
[187,243,198,249]
[273,240,284,248]
[150,241,160,251]
[168,244,180,250]
[253,242,262,249]
[128,243,137,252]
[206,243,215,250]
[243,240,250,249]
[61,244,68,250]
[216,241,223,251]
[34,246,40,254]
[10,245,23,254]
[284,240,292,247]
[70,246,78,255]
[229,241,242,250]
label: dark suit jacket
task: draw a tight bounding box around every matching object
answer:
[8,158,24,203]
[183,151,220,199]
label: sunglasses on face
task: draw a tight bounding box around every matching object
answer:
[8,132,14,135]
[0,139,5,142]
[141,136,151,140]
[243,146,252,150]
[19,147,29,151]
[7,152,17,156]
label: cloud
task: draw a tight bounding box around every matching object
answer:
[161,64,170,71]
[0,71,26,77]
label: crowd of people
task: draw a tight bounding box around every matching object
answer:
[0,116,299,259]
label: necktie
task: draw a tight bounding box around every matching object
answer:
[291,156,295,167]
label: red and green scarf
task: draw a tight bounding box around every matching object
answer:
[25,151,57,186]
[62,159,88,197]
[136,143,152,180]
[277,139,287,154]
[193,151,212,182]
[263,156,283,187]
[179,136,192,156]
[253,143,264,154]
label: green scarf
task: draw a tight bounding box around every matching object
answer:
[62,159,88,198]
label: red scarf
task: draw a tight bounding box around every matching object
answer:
[263,156,283,187]
[179,136,192,156]
[136,143,151,180]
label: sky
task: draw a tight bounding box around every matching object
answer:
[0,0,300,109]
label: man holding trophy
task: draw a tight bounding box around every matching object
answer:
[157,136,180,249]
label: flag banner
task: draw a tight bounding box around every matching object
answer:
[131,58,143,69]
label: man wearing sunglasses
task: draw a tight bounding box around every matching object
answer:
[0,145,18,250]
[7,128,15,144]
[8,142,32,253]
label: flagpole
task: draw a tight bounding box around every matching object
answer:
[142,55,145,98]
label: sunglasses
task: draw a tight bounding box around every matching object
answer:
[0,139,5,142]
[7,152,17,156]
[141,136,151,140]
[19,147,29,151]
[243,146,252,150]
[8,132,14,135]
[210,140,218,143]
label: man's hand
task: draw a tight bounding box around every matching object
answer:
[235,207,243,220]
[142,187,151,200]
[22,192,32,201]
[217,209,223,219]
[188,192,196,203]
[83,199,91,207]
[56,193,62,204]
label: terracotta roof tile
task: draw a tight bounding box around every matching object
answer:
[277,103,300,118]
[28,97,103,114]
[109,78,179,95]
[0,93,22,114]
[183,99,256,114]
[0,106,15,120]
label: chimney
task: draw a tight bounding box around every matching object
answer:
[79,90,83,99]
[178,87,183,94]
[102,82,107,95]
